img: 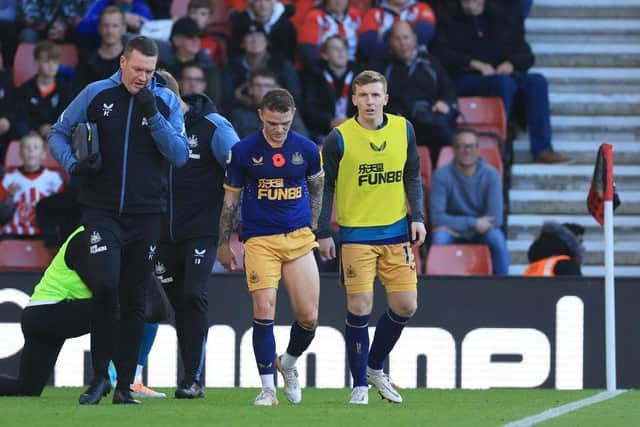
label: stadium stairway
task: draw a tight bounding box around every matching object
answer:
[507,0,640,276]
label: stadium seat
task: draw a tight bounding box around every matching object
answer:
[457,97,507,143]
[4,140,62,171]
[13,43,79,87]
[0,239,55,271]
[413,246,423,275]
[416,145,432,191]
[435,145,503,179]
[425,244,492,275]
[229,232,244,272]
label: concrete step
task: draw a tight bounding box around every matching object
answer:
[534,67,640,94]
[531,43,640,67]
[526,19,640,43]
[509,264,640,277]
[508,240,640,265]
[531,0,640,19]
[509,190,640,215]
[550,116,640,136]
[510,164,639,191]
[513,140,640,165]
[507,214,640,242]
[549,93,640,116]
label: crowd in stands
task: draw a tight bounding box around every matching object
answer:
[0,0,573,276]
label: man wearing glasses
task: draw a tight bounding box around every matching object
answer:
[429,127,509,275]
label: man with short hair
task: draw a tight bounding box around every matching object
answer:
[430,128,509,275]
[217,88,324,406]
[49,35,189,405]
[230,69,308,138]
[75,6,127,89]
[317,70,426,405]
[180,63,208,96]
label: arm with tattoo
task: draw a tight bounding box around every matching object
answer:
[217,189,241,270]
[307,173,325,230]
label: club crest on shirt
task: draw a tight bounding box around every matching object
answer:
[291,152,304,165]
[154,261,166,275]
[90,231,102,244]
[251,156,264,166]
[188,134,199,148]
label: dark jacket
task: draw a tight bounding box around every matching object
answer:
[383,50,457,120]
[527,222,583,276]
[164,94,239,241]
[431,2,534,77]
[15,77,73,138]
[221,53,301,114]
[74,49,121,92]
[301,61,360,136]
[0,70,15,144]
[229,2,297,61]
[158,50,222,104]
[49,70,189,214]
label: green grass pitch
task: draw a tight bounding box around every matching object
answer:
[0,388,638,426]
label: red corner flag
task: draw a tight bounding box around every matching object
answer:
[587,144,620,225]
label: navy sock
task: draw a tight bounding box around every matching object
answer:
[286,321,316,357]
[368,309,410,371]
[345,311,370,387]
[137,322,158,367]
[253,319,276,375]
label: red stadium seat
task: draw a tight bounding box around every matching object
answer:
[416,145,432,192]
[425,244,492,275]
[229,232,244,272]
[0,239,55,271]
[413,245,423,275]
[13,43,79,87]
[457,97,507,143]
[4,140,62,171]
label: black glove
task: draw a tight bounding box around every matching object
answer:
[72,152,102,176]
[135,87,159,118]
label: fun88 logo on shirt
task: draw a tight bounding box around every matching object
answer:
[256,178,302,200]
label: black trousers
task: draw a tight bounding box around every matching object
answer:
[81,208,162,391]
[156,237,216,385]
[0,300,92,396]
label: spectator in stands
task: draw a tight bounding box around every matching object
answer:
[297,0,362,72]
[301,35,359,143]
[180,63,209,96]
[385,21,457,166]
[430,128,509,275]
[523,222,584,276]
[358,0,436,65]
[75,6,127,90]
[0,0,18,67]
[222,24,301,113]
[0,46,15,163]
[19,0,85,42]
[229,0,297,61]
[432,0,569,164]
[14,41,73,140]
[77,0,153,41]
[188,0,225,65]
[0,132,64,236]
[160,17,222,103]
[230,69,309,138]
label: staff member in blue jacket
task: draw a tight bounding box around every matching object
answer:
[152,70,239,399]
[49,36,189,405]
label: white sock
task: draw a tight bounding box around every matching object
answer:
[134,364,144,384]
[260,374,275,390]
[280,352,298,370]
[367,367,383,376]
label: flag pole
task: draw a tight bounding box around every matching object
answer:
[604,197,616,391]
[602,144,616,391]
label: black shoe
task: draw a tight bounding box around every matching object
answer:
[112,389,142,404]
[175,381,205,399]
[79,378,111,405]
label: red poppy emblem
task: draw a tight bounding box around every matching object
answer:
[272,153,286,167]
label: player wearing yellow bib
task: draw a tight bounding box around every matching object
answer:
[0,226,93,396]
[317,70,426,405]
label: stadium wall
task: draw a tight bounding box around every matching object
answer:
[0,273,638,389]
